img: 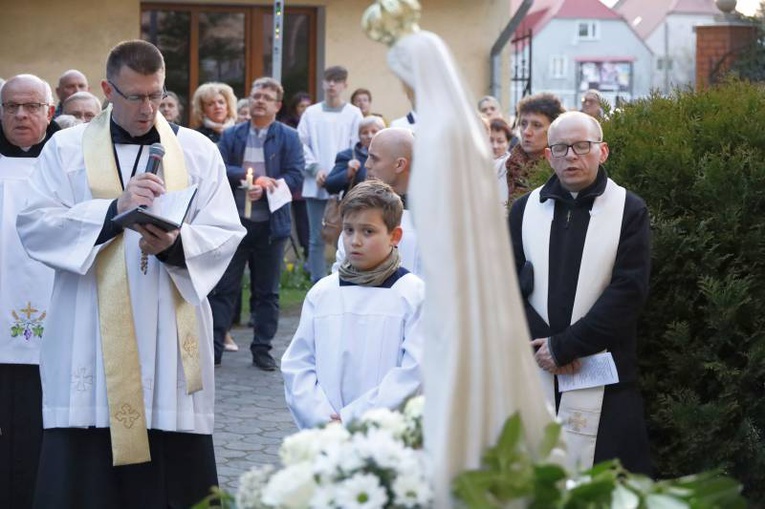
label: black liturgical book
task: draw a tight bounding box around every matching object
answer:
[112,185,198,232]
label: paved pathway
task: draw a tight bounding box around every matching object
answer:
[212,309,301,494]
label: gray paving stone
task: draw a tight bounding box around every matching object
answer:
[213,311,301,494]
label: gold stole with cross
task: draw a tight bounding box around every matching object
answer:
[83,106,202,466]
[521,178,626,471]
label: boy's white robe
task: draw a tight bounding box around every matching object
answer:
[297,103,362,200]
[16,123,245,434]
[0,155,54,365]
[282,271,424,429]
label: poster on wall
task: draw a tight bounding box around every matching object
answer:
[578,60,633,105]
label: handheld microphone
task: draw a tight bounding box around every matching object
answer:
[145,142,165,175]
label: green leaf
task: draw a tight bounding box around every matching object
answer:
[533,464,567,484]
[452,471,498,509]
[538,421,562,459]
[568,478,617,504]
[495,413,523,460]
[644,494,688,509]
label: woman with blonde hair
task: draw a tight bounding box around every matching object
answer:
[192,82,237,142]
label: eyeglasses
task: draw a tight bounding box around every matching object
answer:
[2,102,49,115]
[108,81,166,104]
[250,93,278,103]
[549,141,602,158]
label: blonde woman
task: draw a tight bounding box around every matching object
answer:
[192,82,237,142]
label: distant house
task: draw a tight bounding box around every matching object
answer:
[614,0,719,91]
[512,0,653,110]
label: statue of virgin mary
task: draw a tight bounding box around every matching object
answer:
[362,1,561,506]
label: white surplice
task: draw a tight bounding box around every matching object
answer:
[16,123,246,434]
[281,271,424,429]
[332,210,422,276]
[297,103,362,199]
[0,155,55,365]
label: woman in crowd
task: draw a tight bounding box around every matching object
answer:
[159,91,183,124]
[279,91,311,128]
[236,98,251,124]
[478,95,503,121]
[489,118,513,208]
[192,82,237,142]
[324,115,385,195]
[505,92,564,203]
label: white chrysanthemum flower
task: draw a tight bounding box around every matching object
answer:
[403,395,424,420]
[261,462,317,509]
[392,471,433,508]
[334,473,388,509]
[236,465,275,509]
[352,429,407,470]
[309,484,338,509]
[313,439,367,483]
[360,407,408,437]
[279,428,324,466]
[318,422,353,456]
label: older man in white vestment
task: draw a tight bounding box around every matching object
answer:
[0,74,58,509]
[17,41,245,508]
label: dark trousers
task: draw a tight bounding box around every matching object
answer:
[0,363,43,509]
[33,428,217,509]
[209,220,287,362]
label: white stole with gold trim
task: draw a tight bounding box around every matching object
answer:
[522,178,626,471]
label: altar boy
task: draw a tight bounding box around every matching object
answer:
[282,180,424,429]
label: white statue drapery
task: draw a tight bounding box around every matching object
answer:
[363,3,561,506]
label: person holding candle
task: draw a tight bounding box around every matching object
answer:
[211,77,304,369]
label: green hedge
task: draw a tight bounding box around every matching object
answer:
[602,81,765,504]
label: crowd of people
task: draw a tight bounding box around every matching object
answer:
[0,34,650,508]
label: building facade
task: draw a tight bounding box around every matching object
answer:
[0,0,514,123]
[512,0,653,111]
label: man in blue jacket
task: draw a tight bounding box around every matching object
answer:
[212,77,304,369]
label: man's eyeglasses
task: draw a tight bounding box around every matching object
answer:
[250,93,278,103]
[108,81,166,104]
[2,102,49,115]
[549,141,602,158]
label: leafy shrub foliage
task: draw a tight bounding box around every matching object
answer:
[603,81,765,504]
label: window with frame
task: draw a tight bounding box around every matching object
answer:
[550,56,567,79]
[577,21,599,41]
[141,3,317,126]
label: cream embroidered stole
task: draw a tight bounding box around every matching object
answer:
[522,178,626,471]
[83,106,201,466]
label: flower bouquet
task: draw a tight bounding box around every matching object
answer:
[235,396,431,509]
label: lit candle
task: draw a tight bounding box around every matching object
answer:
[244,167,253,218]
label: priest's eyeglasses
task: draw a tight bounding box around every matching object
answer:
[549,141,602,158]
[108,81,166,104]
[2,102,49,115]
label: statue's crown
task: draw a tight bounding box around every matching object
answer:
[362,0,421,46]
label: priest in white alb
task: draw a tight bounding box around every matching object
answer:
[16,40,245,507]
[0,74,58,509]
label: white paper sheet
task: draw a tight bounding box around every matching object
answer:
[266,178,292,212]
[557,352,619,392]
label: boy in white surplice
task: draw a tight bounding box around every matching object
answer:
[281,179,424,429]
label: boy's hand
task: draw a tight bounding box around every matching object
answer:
[330,413,341,423]
[316,170,327,187]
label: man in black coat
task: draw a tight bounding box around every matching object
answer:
[509,111,652,474]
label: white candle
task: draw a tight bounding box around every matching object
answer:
[244,167,253,218]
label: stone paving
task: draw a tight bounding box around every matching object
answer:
[212,309,301,494]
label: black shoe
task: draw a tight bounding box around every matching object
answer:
[252,350,277,371]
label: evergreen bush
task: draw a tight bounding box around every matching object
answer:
[602,81,765,504]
